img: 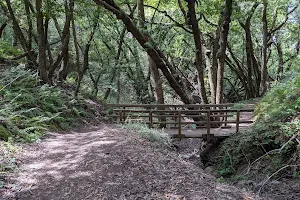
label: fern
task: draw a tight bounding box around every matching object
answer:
[0,65,95,142]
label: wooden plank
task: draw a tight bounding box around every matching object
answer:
[236,111,240,133]
[111,108,254,113]
[106,115,149,118]
[170,134,230,139]
[107,114,235,119]
[112,120,253,125]
[224,105,228,127]
[182,114,234,118]
[112,114,233,118]
[178,110,182,139]
[210,120,253,124]
[149,111,153,128]
[107,103,234,108]
[119,110,123,122]
[207,111,211,142]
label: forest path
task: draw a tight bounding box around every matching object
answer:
[2,125,259,200]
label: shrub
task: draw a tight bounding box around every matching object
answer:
[0,65,95,142]
[216,70,300,178]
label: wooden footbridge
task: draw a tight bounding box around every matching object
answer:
[106,104,255,142]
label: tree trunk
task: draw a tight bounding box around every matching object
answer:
[200,33,216,104]
[261,0,269,94]
[93,0,193,104]
[48,0,73,81]
[226,48,250,98]
[149,58,164,104]
[187,0,208,104]
[276,42,284,80]
[24,0,32,50]
[54,17,70,81]
[74,14,98,97]
[215,0,232,104]
[243,24,256,98]
[36,0,48,83]
[0,22,7,38]
[44,17,53,67]
[240,3,260,98]
[5,0,37,67]
[89,72,101,97]
[138,0,164,104]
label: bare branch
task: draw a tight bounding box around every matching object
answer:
[270,6,298,35]
[258,165,290,195]
[200,13,217,27]
[144,4,192,33]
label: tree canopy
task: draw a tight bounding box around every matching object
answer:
[0,0,299,103]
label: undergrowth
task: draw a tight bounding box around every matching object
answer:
[0,65,96,142]
[122,122,172,148]
[216,70,300,180]
[0,141,19,188]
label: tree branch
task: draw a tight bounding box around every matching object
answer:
[177,0,187,24]
[200,13,217,27]
[144,4,192,33]
[270,6,298,35]
[0,21,8,38]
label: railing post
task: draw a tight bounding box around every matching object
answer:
[178,110,182,139]
[119,110,123,122]
[149,110,153,128]
[174,106,177,128]
[224,106,228,127]
[159,105,166,128]
[236,110,240,133]
[207,110,211,142]
[121,106,126,122]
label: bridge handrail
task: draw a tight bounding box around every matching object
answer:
[106,104,254,142]
[110,108,254,113]
[106,103,234,108]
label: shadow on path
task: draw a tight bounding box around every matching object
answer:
[2,125,258,200]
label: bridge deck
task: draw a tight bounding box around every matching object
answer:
[164,124,252,138]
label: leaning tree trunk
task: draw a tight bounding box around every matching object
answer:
[0,22,7,38]
[93,0,193,104]
[138,0,164,104]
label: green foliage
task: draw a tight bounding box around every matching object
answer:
[0,140,19,188]
[217,71,300,178]
[255,71,300,122]
[0,41,22,59]
[0,66,95,142]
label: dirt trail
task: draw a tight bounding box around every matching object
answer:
[1,125,259,200]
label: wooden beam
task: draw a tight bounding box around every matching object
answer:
[207,111,211,142]
[236,111,240,133]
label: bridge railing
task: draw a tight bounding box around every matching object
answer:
[106,104,254,141]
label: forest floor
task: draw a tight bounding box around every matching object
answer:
[0,124,260,200]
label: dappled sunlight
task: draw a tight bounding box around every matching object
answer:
[3,125,260,200]
[11,126,123,199]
